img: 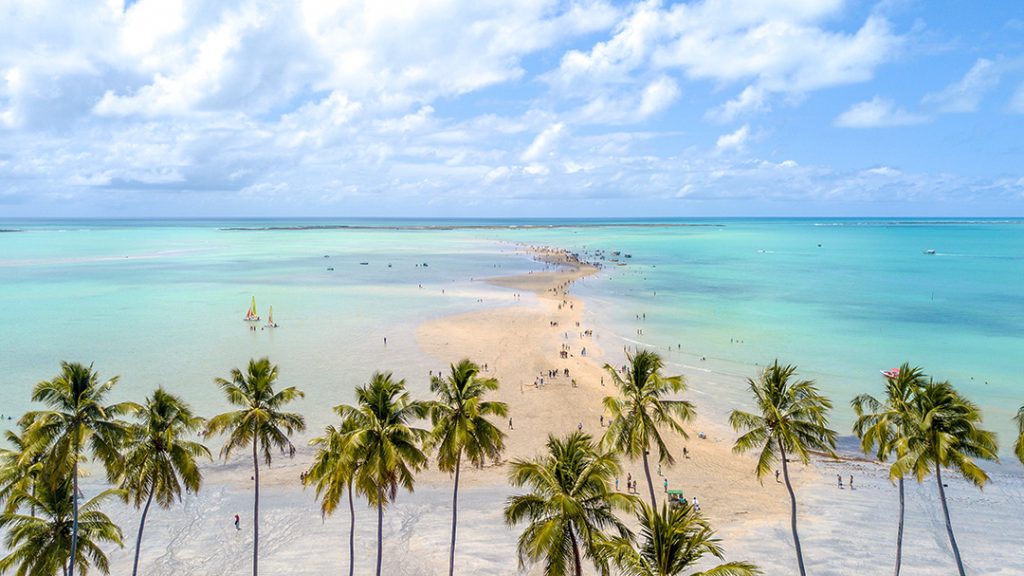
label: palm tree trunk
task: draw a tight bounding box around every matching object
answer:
[894,476,904,576]
[253,439,260,576]
[448,452,462,576]
[569,524,582,576]
[935,464,966,576]
[376,486,384,576]
[641,450,657,510]
[132,487,156,576]
[778,439,806,576]
[69,458,79,576]
[348,478,355,576]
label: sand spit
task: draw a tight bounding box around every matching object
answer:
[88,244,1024,575]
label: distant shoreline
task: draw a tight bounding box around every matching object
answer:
[218,223,725,231]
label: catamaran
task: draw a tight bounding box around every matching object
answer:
[244,296,261,322]
[881,367,900,379]
[265,306,278,328]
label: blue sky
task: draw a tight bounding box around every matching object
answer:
[1,0,1022,217]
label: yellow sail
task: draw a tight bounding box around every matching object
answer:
[268,306,274,324]
[251,296,257,317]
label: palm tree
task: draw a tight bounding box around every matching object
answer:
[0,423,48,515]
[851,363,927,576]
[891,380,998,576]
[1015,405,1024,466]
[205,357,305,576]
[600,500,761,576]
[120,387,210,576]
[504,431,633,576]
[0,476,123,576]
[429,359,508,576]
[23,362,136,576]
[334,371,430,576]
[602,350,695,509]
[304,417,364,576]
[728,360,836,576]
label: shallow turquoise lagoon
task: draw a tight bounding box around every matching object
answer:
[1,218,1021,451]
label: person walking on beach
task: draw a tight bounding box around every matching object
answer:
[849,475,854,489]
[508,417,513,430]
[663,478,668,493]
[692,496,700,512]
[234,514,240,531]
[775,469,780,483]
[615,478,619,491]
[837,474,843,489]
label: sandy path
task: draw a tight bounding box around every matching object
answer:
[415,247,788,547]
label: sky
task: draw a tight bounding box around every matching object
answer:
[1,0,1022,218]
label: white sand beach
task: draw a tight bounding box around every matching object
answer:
[89,247,1024,575]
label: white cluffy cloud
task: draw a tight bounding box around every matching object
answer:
[521,123,567,163]
[716,124,750,151]
[553,0,903,124]
[834,96,927,128]
[922,58,1001,113]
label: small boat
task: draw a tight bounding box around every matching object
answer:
[359,262,369,265]
[881,367,900,379]
[244,296,260,322]
[624,254,632,258]
[924,249,936,255]
[265,306,278,328]
[326,267,334,271]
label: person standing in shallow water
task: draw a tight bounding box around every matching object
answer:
[234,514,240,530]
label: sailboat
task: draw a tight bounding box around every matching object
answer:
[244,296,260,322]
[265,306,278,328]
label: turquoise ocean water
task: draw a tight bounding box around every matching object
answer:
[1,218,1021,454]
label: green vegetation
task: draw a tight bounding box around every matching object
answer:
[333,372,430,576]
[890,380,998,576]
[599,500,761,576]
[0,478,123,576]
[206,357,306,576]
[0,352,1014,576]
[602,350,694,509]
[729,360,836,576]
[1015,405,1024,466]
[120,387,210,576]
[851,363,928,576]
[504,431,632,576]
[428,359,508,576]
[23,362,136,576]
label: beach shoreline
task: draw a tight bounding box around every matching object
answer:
[25,239,1024,575]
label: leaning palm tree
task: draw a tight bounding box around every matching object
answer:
[851,363,928,576]
[23,362,136,576]
[891,380,998,576]
[304,417,364,576]
[729,360,836,576]
[1015,405,1024,466]
[205,357,305,576]
[599,500,761,576]
[335,371,430,576]
[429,359,508,576]
[602,350,695,509]
[120,387,210,576]
[504,431,633,576]
[0,476,123,576]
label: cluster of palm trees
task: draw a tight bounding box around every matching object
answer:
[730,360,1015,576]
[1,354,1022,576]
[504,350,758,576]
